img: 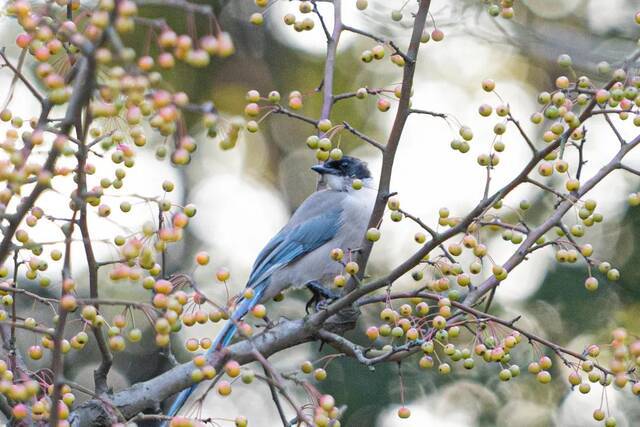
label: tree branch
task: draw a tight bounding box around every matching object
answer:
[507,112,536,153]
[342,121,385,152]
[349,0,432,293]
[408,108,447,119]
[319,0,343,124]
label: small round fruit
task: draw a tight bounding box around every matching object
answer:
[431,29,444,42]
[345,262,359,275]
[397,407,411,419]
[195,251,210,266]
[499,368,512,381]
[300,361,313,374]
[585,277,598,291]
[356,0,368,10]
[537,370,552,384]
[314,368,327,381]
[438,363,451,374]
[482,79,496,92]
[217,380,232,396]
[216,268,230,282]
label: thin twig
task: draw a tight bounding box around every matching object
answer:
[576,127,588,180]
[342,24,411,63]
[0,47,44,104]
[311,0,331,41]
[358,291,624,380]
[251,350,314,426]
[49,208,77,427]
[271,106,318,126]
[342,121,385,152]
[603,113,626,145]
[333,88,385,104]
[262,366,290,427]
[408,108,447,119]
[618,163,640,176]
[525,178,574,203]
[397,208,455,264]
[507,112,536,153]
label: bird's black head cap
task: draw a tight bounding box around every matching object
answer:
[311,156,371,179]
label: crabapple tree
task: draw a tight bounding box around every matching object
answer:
[0,0,639,426]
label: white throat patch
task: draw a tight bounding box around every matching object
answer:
[324,174,375,192]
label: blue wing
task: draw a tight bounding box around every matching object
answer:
[165,204,343,423]
[246,207,343,288]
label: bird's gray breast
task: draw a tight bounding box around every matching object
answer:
[263,188,376,299]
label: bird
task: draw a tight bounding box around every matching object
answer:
[165,156,376,421]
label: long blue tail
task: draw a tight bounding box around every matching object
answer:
[164,290,262,423]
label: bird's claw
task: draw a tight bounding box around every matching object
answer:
[305,281,339,313]
[315,298,334,311]
[255,315,277,330]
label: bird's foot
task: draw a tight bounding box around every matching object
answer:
[315,298,334,311]
[306,281,338,299]
[305,281,339,313]
[255,315,277,330]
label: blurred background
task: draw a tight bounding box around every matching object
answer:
[2,0,640,425]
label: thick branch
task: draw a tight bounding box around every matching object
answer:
[319,0,343,123]
[349,0,432,292]
[71,318,313,424]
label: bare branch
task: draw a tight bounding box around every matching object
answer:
[319,0,343,123]
[478,220,529,235]
[311,0,332,41]
[349,0,433,294]
[77,123,113,395]
[408,108,448,119]
[0,47,44,104]
[618,162,640,176]
[50,208,77,427]
[271,106,318,127]
[333,88,385,104]
[342,25,411,63]
[251,350,314,426]
[525,178,575,203]
[319,329,420,366]
[397,208,455,263]
[342,121,385,152]
[507,112,536,153]
[466,132,640,306]
[603,112,626,145]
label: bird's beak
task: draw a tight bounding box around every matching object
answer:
[311,164,338,175]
